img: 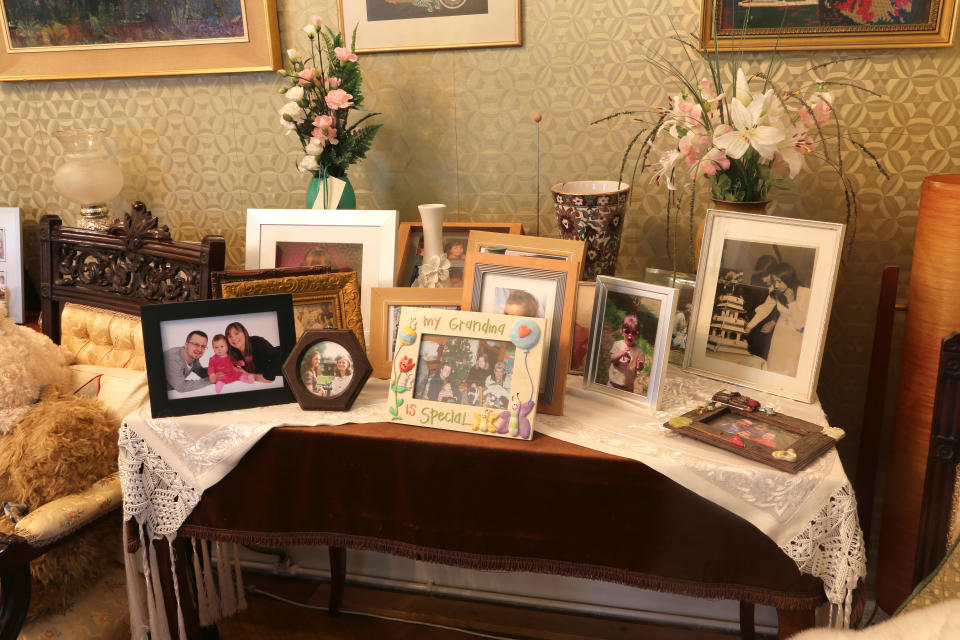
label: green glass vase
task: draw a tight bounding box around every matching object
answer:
[306,173,356,209]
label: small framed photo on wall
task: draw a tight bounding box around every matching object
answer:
[461,252,579,415]
[142,294,297,418]
[0,208,23,323]
[685,210,844,403]
[583,276,677,410]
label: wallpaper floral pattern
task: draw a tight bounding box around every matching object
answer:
[1,0,957,467]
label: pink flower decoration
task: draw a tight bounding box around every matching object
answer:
[311,15,323,26]
[297,68,316,86]
[313,114,334,129]
[327,77,341,88]
[334,47,358,62]
[325,88,354,110]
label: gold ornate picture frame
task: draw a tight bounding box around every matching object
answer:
[213,267,365,352]
[370,287,462,379]
[338,0,522,54]
[0,1,281,81]
[701,0,958,50]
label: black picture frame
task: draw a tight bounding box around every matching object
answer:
[142,294,296,418]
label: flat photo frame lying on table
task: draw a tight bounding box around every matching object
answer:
[664,404,838,473]
[685,210,844,403]
[395,221,523,287]
[370,287,462,379]
[583,276,677,410]
[142,294,296,418]
[386,307,545,440]
[245,209,397,340]
[282,329,371,411]
[461,251,578,415]
[0,207,22,323]
[213,266,364,350]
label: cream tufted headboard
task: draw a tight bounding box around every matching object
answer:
[60,304,145,371]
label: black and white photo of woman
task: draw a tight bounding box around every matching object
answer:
[745,261,810,377]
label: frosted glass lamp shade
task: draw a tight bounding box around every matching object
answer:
[53,129,123,230]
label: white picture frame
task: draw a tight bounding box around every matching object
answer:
[684,210,845,403]
[0,207,23,323]
[583,276,677,410]
[245,209,398,343]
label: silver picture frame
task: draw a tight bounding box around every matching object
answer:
[684,210,845,403]
[583,276,677,410]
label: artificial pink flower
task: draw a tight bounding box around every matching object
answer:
[334,47,358,62]
[325,88,354,110]
[313,114,334,129]
[327,77,341,88]
[297,68,316,86]
[311,15,323,26]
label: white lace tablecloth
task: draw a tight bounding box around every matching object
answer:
[119,371,864,635]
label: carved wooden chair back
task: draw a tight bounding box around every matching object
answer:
[39,202,226,343]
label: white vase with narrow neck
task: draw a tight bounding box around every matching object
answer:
[414,203,451,288]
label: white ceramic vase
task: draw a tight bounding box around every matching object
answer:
[414,203,451,288]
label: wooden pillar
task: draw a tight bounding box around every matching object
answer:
[877,174,960,611]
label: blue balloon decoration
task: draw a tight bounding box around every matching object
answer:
[510,319,541,351]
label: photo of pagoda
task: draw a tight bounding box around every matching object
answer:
[707,270,751,356]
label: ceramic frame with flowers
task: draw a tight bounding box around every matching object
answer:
[278,16,381,190]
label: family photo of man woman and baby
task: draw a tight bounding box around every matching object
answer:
[162,313,284,399]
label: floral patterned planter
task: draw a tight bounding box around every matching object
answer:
[552,181,630,279]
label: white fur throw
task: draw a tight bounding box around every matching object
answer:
[790,599,960,639]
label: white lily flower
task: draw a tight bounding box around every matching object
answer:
[285,85,304,102]
[713,94,785,160]
[775,123,814,178]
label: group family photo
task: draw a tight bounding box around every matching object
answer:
[161,311,284,399]
[412,335,516,410]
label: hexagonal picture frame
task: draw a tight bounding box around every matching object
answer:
[282,329,372,411]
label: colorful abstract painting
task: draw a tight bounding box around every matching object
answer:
[702,0,957,49]
[3,0,246,49]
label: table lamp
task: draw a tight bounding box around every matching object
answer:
[53,128,123,230]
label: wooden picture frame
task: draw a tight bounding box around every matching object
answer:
[461,251,578,415]
[466,230,586,278]
[684,210,844,403]
[395,221,523,287]
[570,281,596,375]
[282,329,371,411]
[0,0,281,81]
[386,307,545,440]
[370,287,462,379]
[142,294,296,418]
[700,0,958,51]
[338,0,522,54]
[212,266,364,351]
[663,404,837,473]
[245,209,397,341]
[583,276,677,410]
[0,207,22,323]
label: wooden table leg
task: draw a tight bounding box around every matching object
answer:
[739,601,755,640]
[328,546,346,616]
[777,607,816,639]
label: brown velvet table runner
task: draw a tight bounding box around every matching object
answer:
[179,421,824,610]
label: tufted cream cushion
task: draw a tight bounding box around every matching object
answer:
[61,303,145,371]
[13,474,122,546]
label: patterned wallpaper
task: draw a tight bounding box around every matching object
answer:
[2,0,957,467]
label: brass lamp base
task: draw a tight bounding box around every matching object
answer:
[77,204,117,231]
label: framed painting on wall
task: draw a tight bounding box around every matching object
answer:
[701,0,959,50]
[0,0,281,81]
[338,0,522,53]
